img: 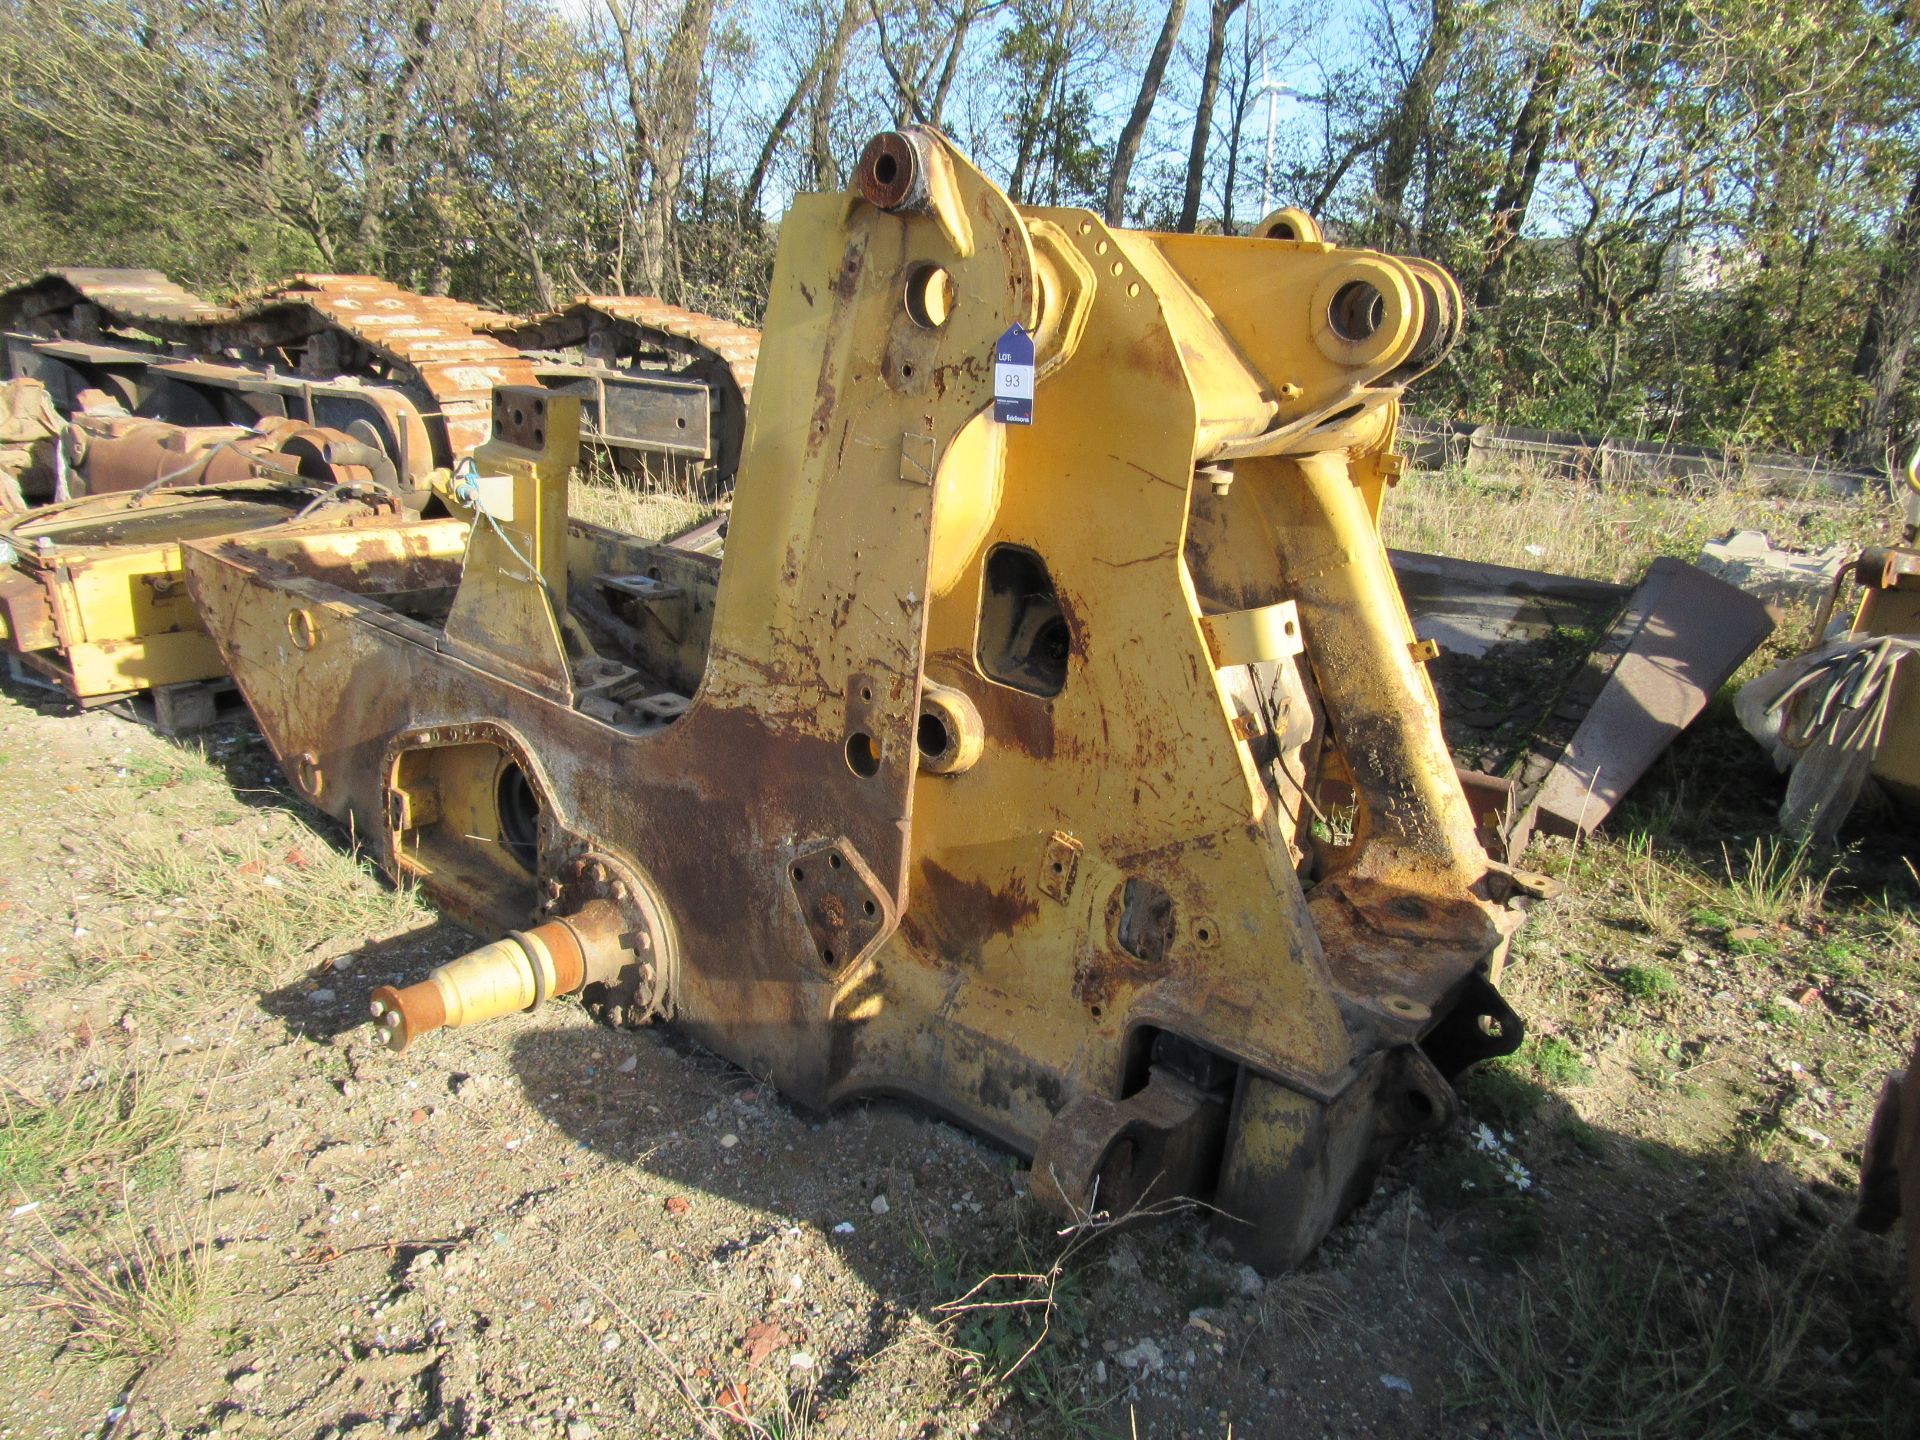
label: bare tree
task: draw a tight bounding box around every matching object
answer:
[605,0,718,296]
[808,0,866,189]
[1371,0,1466,244]
[1105,0,1187,223]
[1178,0,1247,230]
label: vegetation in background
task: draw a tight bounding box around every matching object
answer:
[0,0,1914,462]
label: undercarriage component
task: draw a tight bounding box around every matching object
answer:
[3,269,765,495]
[181,129,1520,1270]
[483,297,758,493]
[1,270,536,495]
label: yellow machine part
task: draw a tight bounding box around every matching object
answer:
[0,486,406,704]
[180,129,1521,1270]
[0,496,242,701]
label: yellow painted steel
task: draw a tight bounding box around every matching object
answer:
[182,130,1514,1270]
[0,504,224,700]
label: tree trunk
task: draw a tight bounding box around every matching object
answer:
[926,3,982,127]
[1474,41,1561,311]
[742,60,818,222]
[1008,0,1073,204]
[1178,0,1245,232]
[638,0,718,297]
[1373,0,1462,244]
[809,0,863,191]
[1843,163,1920,465]
[1104,0,1187,224]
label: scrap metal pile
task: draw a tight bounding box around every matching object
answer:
[0,129,1823,1270]
[0,268,756,707]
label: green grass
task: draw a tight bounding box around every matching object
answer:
[0,1060,192,1203]
[1719,835,1833,928]
[1523,1035,1592,1087]
[32,1195,222,1363]
[95,809,431,1012]
[1453,1231,1902,1439]
[1616,963,1675,1002]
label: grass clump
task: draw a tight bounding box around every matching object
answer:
[33,1192,222,1363]
[99,814,430,1009]
[1719,835,1832,928]
[568,451,720,542]
[1616,963,1675,1002]
[1523,1035,1593,1088]
[1454,1232,1902,1438]
[0,1059,191,1203]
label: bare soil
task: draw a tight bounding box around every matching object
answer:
[1,547,1917,1436]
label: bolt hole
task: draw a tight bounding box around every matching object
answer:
[1051,860,1064,875]
[676,416,687,428]
[512,407,525,426]
[533,427,544,447]
[828,852,843,870]
[821,946,835,965]
[916,711,951,759]
[533,398,545,416]
[901,362,915,380]
[1328,280,1385,343]
[863,899,877,917]
[1090,1004,1103,1019]
[793,866,806,883]
[1196,926,1211,943]
[903,264,955,329]
[861,686,872,702]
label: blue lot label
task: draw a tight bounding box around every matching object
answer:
[993,323,1035,425]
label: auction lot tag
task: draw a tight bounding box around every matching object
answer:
[993,324,1034,425]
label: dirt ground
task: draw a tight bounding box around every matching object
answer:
[3,477,1920,1437]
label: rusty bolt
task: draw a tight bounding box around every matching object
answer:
[544,878,562,898]
[634,932,652,952]
[611,882,630,903]
[589,862,607,884]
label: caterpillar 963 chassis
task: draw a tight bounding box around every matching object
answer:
[176,130,1525,1268]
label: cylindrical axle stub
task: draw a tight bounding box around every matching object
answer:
[370,908,611,1052]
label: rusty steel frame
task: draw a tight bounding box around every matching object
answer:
[178,130,1525,1269]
